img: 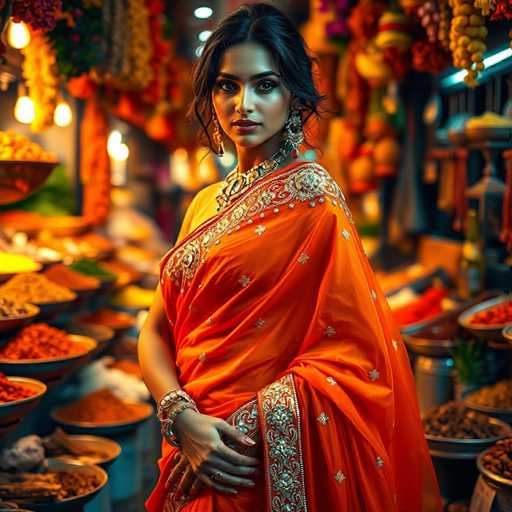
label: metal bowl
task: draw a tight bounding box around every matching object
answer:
[464,398,512,425]
[477,449,512,491]
[0,303,40,334]
[51,400,153,436]
[504,326,512,344]
[0,335,97,383]
[465,126,512,143]
[458,294,512,342]
[425,417,512,458]
[49,434,121,470]
[65,323,114,358]
[35,293,78,320]
[0,376,47,425]
[0,264,43,283]
[22,458,108,512]
[0,160,57,205]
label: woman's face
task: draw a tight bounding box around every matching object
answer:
[212,42,291,150]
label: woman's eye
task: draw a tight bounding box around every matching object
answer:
[257,80,277,93]
[216,80,237,93]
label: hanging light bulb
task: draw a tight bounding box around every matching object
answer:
[54,100,73,127]
[7,19,31,50]
[112,143,129,162]
[14,84,35,124]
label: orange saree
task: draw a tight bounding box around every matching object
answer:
[146,161,442,512]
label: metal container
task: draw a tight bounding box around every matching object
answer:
[415,355,456,414]
[458,294,512,343]
[477,450,512,512]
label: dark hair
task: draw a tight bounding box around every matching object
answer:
[188,3,325,153]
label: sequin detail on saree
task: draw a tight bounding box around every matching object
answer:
[163,163,351,292]
[258,374,307,512]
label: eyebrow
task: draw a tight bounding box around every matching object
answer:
[216,71,281,81]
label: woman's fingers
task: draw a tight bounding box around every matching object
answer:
[166,453,188,490]
[200,464,255,488]
[215,442,260,467]
[206,453,260,476]
[175,465,195,499]
[216,421,256,447]
[197,473,238,495]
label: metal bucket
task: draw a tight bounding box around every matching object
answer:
[415,355,456,414]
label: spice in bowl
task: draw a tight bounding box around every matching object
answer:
[0,324,85,360]
[423,401,505,439]
[78,308,135,330]
[0,374,36,403]
[0,273,75,304]
[0,298,34,320]
[0,252,41,274]
[467,380,512,409]
[0,470,101,501]
[55,389,148,424]
[44,264,100,291]
[481,438,512,480]
[69,259,117,283]
[470,300,512,325]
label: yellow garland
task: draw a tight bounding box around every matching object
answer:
[21,30,59,132]
[126,0,153,90]
[449,0,487,87]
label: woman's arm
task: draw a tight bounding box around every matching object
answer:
[138,285,181,403]
[138,286,260,498]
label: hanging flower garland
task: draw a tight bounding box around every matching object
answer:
[21,29,59,132]
[125,0,153,90]
[46,0,106,79]
[11,0,61,31]
[80,98,111,226]
[449,0,488,86]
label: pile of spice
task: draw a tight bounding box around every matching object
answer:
[0,252,41,274]
[108,359,142,379]
[0,373,36,403]
[0,324,85,360]
[0,273,75,304]
[43,429,111,464]
[0,469,101,502]
[44,264,100,291]
[467,380,512,409]
[423,401,505,439]
[79,308,135,330]
[481,438,512,480]
[69,259,117,283]
[0,298,34,320]
[469,300,512,325]
[54,388,148,424]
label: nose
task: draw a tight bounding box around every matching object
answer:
[235,85,254,115]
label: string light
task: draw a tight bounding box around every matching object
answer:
[107,130,129,162]
[194,7,213,19]
[54,100,73,127]
[7,19,30,50]
[14,84,35,124]
[198,30,212,42]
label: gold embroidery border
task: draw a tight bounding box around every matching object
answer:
[258,374,308,512]
[163,163,351,292]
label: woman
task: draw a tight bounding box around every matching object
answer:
[139,4,442,511]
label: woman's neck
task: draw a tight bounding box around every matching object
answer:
[235,131,282,173]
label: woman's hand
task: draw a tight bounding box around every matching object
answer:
[167,409,260,497]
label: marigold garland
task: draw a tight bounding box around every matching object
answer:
[80,98,111,225]
[21,29,59,133]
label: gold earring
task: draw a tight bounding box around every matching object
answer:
[283,109,304,158]
[212,117,224,156]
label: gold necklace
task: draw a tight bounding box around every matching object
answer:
[215,113,303,212]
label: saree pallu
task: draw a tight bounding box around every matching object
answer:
[146,162,442,512]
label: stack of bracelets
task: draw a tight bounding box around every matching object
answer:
[157,389,199,447]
